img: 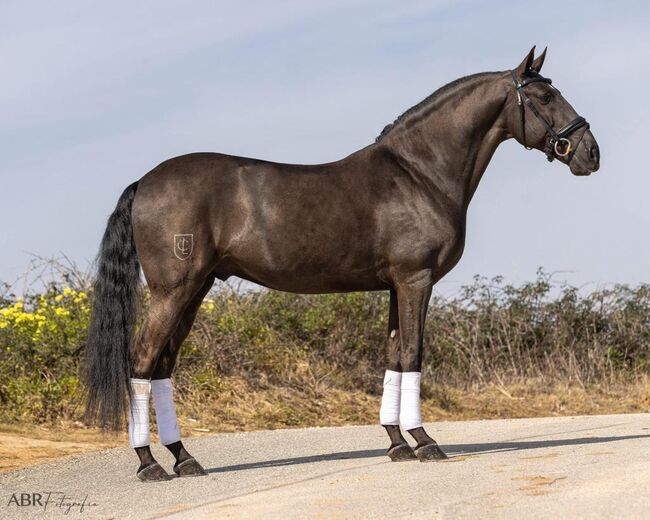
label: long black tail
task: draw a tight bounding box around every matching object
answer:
[84,181,140,430]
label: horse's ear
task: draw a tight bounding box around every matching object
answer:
[515,46,536,77]
[530,46,547,73]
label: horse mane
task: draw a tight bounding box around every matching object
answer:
[375,71,501,142]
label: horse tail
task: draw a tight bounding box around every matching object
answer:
[84,181,140,430]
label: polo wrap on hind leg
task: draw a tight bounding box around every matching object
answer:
[128,378,151,448]
[399,372,422,430]
[379,370,402,425]
[151,378,181,446]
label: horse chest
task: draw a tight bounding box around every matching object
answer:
[382,201,466,275]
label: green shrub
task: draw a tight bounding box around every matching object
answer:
[1,269,648,424]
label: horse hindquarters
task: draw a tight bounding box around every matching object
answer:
[123,179,218,480]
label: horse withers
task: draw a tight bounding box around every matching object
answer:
[84,47,599,481]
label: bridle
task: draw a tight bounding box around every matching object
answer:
[511,69,589,163]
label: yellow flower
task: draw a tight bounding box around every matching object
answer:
[54,295,64,302]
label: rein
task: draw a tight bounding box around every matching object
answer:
[511,70,589,162]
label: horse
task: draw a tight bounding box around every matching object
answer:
[84,47,600,481]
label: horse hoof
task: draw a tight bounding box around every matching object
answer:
[415,442,448,462]
[174,457,208,477]
[137,462,171,482]
[387,443,417,462]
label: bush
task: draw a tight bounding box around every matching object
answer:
[0,268,648,424]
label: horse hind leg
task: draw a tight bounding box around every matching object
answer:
[150,275,215,478]
[129,276,212,482]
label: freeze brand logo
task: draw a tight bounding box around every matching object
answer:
[174,233,194,260]
[6,492,98,514]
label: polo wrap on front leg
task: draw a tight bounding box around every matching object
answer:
[379,370,402,425]
[151,378,181,446]
[128,378,151,448]
[399,372,422,430]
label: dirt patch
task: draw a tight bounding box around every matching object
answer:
[512,475,567,496]
[441,454,475,463]
[519,452,560,460]
[0,424,125,473]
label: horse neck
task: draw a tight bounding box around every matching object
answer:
[380,72,510,213]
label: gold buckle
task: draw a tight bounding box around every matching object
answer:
[554,138,572,157]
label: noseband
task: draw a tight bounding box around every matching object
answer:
[511,70,589,162]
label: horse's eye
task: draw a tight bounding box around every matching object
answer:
[540,93,553,104]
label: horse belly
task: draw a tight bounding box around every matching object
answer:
[216,217,388,293]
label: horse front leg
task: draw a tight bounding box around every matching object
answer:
[381,290,417,461]
[395,276,447,462]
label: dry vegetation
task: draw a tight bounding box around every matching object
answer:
[1,263,650,470]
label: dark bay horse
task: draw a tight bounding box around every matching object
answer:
[84,47,600,481]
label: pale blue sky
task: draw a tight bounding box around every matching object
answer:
[1,1,648,294]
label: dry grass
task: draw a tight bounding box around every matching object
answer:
[2,265,650,471]
[3,378,650,473]
[176,376,650,432]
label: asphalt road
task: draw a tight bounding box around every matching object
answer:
[3,414,650,519]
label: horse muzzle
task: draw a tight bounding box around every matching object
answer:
[568,129,600,176]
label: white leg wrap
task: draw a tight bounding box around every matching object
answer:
[379,370,402,425]
[128,378,151,448]
[399,372,422,431]
[151,378,181,446]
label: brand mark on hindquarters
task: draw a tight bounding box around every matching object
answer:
[173,234,194,260]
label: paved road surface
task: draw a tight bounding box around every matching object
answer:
[3,414,650,519]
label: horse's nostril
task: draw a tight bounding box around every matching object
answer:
[590,144,600,162]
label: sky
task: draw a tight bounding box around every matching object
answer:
[1,0,649,296]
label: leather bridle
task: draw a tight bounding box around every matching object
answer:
[511,70,589,163]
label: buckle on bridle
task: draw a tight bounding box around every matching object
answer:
[554,138,572,157]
